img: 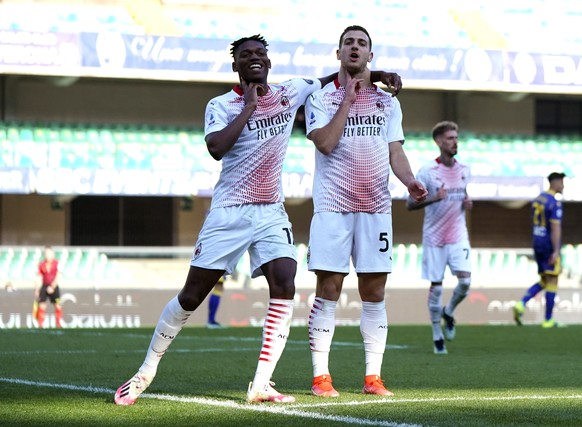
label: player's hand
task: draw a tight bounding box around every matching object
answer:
[380,72,402,96]
[408,180,428,201]
[463,196,473,210]
[343,75,363,105]
[46,285,54,295]
[239,78,261,110]
[435,184,447,201]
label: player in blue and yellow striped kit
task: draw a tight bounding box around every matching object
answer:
[514,172,565,328]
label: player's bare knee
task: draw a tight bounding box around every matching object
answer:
[268,281,295,299]
[177,287,209,311]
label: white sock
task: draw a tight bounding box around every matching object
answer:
[360,301,387,377]
[140,296,192,377]
[446,277,471,316]
[428,286,444,341]
[251,299,294,391]
[309,297,337,377]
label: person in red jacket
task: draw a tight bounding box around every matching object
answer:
[34,246,63,328]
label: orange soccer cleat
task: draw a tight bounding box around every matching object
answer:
[362,375,394,396]
[311,374,340,397]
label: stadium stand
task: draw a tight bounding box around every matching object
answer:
[0,122,578,178]
[0,1,580,298]
[0,0,579,54]
[0,1,144,34]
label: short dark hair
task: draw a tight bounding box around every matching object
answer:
[339,25,372,50]
[432,121,459,140]
[230,34,269,59]
[547,172,566,182]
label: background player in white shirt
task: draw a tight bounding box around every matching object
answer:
[305,25,427,398]
[114,34,403,406]
[407,120,473,355]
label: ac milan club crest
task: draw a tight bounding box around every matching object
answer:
[193,243,202,259]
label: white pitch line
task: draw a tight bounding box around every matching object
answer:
[4,377,582,426]
[12,329,408,350]
[0,349,98,355]
[0,377,421,427]
[287,394,582,409]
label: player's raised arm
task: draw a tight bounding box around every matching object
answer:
[308,74,362,155]
[205,80,261,160]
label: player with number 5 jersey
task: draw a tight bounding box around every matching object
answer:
[305,25,427,398]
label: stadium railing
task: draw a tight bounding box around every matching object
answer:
[2,244,580,291]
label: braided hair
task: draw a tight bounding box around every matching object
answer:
[230,34,269,59]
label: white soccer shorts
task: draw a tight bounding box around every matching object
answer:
[308,211,393,274]
[421,240,471,282]
[191,203,296,278]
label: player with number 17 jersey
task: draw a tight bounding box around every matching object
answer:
[205,78,320,208]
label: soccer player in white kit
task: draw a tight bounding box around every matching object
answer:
[406,121,473,355]
[305,26,427,398]
[114,35,403,405]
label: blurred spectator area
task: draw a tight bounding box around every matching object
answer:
[0,0,145,34]
[1,122,580,178]
[0,0,581,53]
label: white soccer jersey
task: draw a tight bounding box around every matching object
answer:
[205,78,321,208]
[305,80,403,213]
[416,159,471,246]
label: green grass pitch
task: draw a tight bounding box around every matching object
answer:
[1,325,581,426]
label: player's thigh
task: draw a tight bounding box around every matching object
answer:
[191,206,252,274]
[448,240,472,275]
[422,245,448,282]
[535,246,561,276]
[38,286,49,303]
[49,286,61,304]
[352,213,393,274]
[308,212,353,274]
[249,203,297,278]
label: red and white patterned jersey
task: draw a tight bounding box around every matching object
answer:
[416,158,471,246]
[305,79,403,213]
[205,78,321,208]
